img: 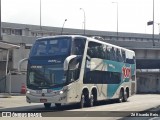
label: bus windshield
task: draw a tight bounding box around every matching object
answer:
[27,64,66,88]
[30,37,71,56]
[27,36,87,89]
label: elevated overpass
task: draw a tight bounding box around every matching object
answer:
[1,22,160,93]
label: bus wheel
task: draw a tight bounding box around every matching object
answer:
[44,103,51,109]
[88,94,94,107]
[123,91,128,102]
[55,103,61,107]
[80,94,85,108]
[118,90,123,103]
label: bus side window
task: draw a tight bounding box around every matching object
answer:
[36,42,47,55]
[87,47,94,58]
[122,50,126,63]
[116,49,123,62]
[105,47,110,60]
[92,46,98,58]
[88,41,102,59]
[110,47,116,61]
[98,46,105,59]
[73,38,86,55]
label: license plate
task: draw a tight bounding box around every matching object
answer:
[40,99,47,103]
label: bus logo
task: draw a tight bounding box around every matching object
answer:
[48,60,61,63]
[122,66,131,79]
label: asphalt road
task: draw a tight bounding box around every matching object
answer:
[1,94,160,120]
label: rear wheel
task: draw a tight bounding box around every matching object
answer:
[88,94,94,107]
[80,94,85,108]
[118,90,123,103]
[123,91,128,102]
[55,103,61,107]
[44,103,51,109]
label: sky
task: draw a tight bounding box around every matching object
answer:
[2,0,160,34]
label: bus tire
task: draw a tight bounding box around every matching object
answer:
[88,94,94,107]
[55,103,61,107]
[80,94,85,108]
[44,103,51,109]
[118,90,123,103]
[123,91,128,102]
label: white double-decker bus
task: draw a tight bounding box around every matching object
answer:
[26,35,136,108]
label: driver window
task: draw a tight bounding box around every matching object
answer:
[73,37,86,55]
[36,41,47,55]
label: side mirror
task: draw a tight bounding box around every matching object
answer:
[64,55,77,71]
[18,58,28,72]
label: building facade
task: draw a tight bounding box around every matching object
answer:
[1,22,160,93]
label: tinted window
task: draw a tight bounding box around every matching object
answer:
[27,64,65,87]
[116,49,123,62]
[87,41,103,58]
[122,50,126,62]
[30,37,71,56]
[87,41,134,64]
[83,71,121,84]
[72,37,86,55]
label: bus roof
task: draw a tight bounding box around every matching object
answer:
[36,35,135,54]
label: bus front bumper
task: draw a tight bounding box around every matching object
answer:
[26,91,67,104]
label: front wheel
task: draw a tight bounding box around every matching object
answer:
[44,103,51,109]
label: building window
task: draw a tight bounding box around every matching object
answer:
[2,28,11,35]
[14,29,22,35]
[31,32,36,36]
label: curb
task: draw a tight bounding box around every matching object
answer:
[0,93,26,98]
[0,93,12,98]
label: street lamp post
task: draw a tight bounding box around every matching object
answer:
[61,19,67,35]
[157,23,160,41]
[40,0,42,30]
[147,21,160,42]
[112,2,119,40]
[80,8,86,35]
[0,0,2,40]
[147,0,155,46]
[153,0,155,46]
[158,23,160,35]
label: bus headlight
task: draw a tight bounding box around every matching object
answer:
[26,90,30,94]
[26,89,36,94]
[59,86,71,95]
[59,91,64,94]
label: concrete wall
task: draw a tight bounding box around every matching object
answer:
[13,46,30,71]
[4,74,26,93]
[3,34,36,44]
[137,72,160,93]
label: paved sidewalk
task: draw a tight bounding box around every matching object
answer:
[0,96,41,109]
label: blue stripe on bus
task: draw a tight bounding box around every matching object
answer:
[107,84,120,98]
[52,87,63,91]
